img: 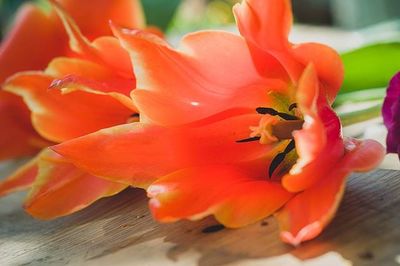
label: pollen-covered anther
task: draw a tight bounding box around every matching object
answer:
[250,115,280,145]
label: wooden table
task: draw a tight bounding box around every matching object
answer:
[1,169,399,266]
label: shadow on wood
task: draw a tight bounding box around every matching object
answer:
[0,170,399,265]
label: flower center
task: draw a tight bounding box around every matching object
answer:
[237,104,304,178]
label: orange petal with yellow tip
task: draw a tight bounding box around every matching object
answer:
[4,71,134,143]
[0,91,48,160]
[0,0,145,84]
[50,1,142,77]
[24,149,127,220]
[49,0,96,57]
[0,4,65,83]
[53,114,269,186]
[148,165,292,227]
[48,4,136,96]
[275,138,385,246]
[0,156,38,197]
[52,74,137,112]
[46,56,136,111]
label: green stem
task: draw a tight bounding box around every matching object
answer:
[338,103,383,127]
[335,87,386,106]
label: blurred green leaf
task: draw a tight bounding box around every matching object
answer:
[341,43,400,93]
[0,0,29,39]
[141,0,182,31]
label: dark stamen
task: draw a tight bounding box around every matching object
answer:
[269,140,296,178]
[256,107,279,116]
[130,113,140,118]
[236,136,261,143]
[278,113,299,121]
[256,107,298,121]
[284,139,296,153]
[289,103,298,111]
[269,153,286,178]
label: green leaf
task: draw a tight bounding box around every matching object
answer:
[141,0,182,31]
[341,42,400,94]
[334,87,386,106]
[0,0,29,39]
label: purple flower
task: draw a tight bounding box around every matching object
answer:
[383,72,400,155]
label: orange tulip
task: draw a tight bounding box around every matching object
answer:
[53,0,385,245]
[0,0,145,160]
[0,0,148,217]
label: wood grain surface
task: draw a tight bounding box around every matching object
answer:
[0,169,399,266]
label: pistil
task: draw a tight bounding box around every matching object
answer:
[271,120,304,140]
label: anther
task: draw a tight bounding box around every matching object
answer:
[288,103,298,111]
[256,107,298,121]
[269,139,296,178]
[236,136,262,143]
[256,107,278,116]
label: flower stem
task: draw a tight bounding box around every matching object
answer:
[335,88,386,106]
[338,103,383,127]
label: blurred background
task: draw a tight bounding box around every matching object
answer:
[1,0,400,39]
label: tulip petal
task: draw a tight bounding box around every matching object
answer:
[53,114,270,186]
[4,70,134,143]
[47,57,135,95]
[48,4,136,109]
[233,0,292,51]
[341,138,385,173]
[24,149,127,219]
[47,57,137,111]
[0,156,38,197]
[291,43,344,103]
[0,0,145,84]
[132,86,271,126]
[275,138,384,246]
[47,0,137,81]
[293,65,326,166]
[49,0,96,58]
[57,0,145,41]
[233,0,296,79]
[276,168,347,246]
[0,91,48,160]
[112,26,280,125]
[282,65,344,192]
[0,4,64,83]
[91,37,134,79]
[148,165,292,227]
[233,0,343,103]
